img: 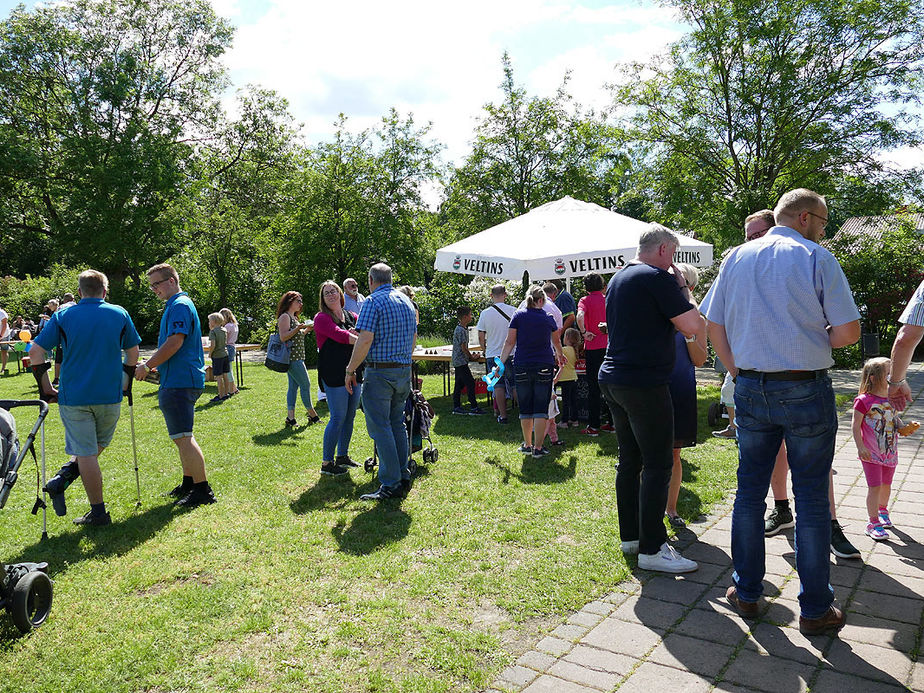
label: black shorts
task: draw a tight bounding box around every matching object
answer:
[212,356,230,376]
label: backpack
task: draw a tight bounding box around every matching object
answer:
[0,407,18,480]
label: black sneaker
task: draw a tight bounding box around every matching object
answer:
[166,481,193,498]
[175,486,217,508]
[320,463,349,477]
[73,510,111,526]
[359,485,403,501]
[831,520,861,559]
[765,505,795,536]
[335,456,359,468]
[452,407,467,415]
[532,446,551,458]
[497,416,509,424]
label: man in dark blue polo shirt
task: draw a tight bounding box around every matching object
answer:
[32,269,141,526]
[345,262,417,501]
[134,263,216,508]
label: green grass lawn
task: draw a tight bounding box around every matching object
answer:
[0,366,737,692]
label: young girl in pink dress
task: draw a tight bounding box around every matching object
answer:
[852,357,919,541]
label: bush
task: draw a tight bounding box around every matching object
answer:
[0,266,81,322]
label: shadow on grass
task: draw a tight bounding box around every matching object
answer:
[2,502,175,578]
[251,425,312,447]
[332,504,411,555]
[485,454,577,485]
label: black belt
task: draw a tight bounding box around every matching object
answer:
[737,369,826,381]
[367,361,408,369]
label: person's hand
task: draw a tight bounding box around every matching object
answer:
[134,363,148,381]
[345,371,357,394]
[889,381,912,410]
[302,322,314,333]
[584,331,595,341]
[669,263,686,288]
[857,444,872,462]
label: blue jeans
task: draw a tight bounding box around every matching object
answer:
[361,366,411,490]
[286,359,313,411]
[514,364,554,419]
[733,372,836,618]
[323,383,362,461]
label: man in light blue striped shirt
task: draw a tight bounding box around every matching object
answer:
[701,188,861,636]
[889,279,924,410]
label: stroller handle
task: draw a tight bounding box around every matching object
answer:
[0,400,49,419]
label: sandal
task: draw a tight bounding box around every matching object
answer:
[667,514,686,529]
[306,411,321,424]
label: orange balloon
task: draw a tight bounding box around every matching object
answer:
[18,330,30,342]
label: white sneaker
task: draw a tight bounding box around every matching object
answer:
[621,540,639,554]
[637,542,698,573]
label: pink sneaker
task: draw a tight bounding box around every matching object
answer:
[878,509,892,528]
[865,522,889,541]
[579,427,599,437]
[600,423,616,433]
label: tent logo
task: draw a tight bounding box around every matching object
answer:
[554,258,566,275]
[453,255,461,270]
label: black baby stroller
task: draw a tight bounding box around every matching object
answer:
[0,400,53,633]
[364,389,439,474]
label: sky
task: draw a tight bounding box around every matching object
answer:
[1,0,921,172]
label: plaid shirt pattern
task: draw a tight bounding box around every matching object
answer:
[899,278,924,327]
[356,283,417,364]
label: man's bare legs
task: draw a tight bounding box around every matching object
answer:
[76,445,106,505]
[174,435,206,483]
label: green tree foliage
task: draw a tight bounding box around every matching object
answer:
[827,217,924,341]
[442,53,625,241]
[615,0,924,249]
[278,111,442,295]
[0,0,233,283]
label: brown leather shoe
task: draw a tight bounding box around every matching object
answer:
[799,606,846,635]
[726,585,759,618]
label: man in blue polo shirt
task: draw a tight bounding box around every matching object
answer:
[134,263,216,508]
[31,269,141,526]
[345,262,417,500]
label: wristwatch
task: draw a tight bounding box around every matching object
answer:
[140,362,151,372]
[346,369,356,377]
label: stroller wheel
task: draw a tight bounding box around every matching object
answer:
[11,570,53,633]
[430,448,439,463]
[408,459,417,476]
[364,457,376,473]
[422,449,432,464]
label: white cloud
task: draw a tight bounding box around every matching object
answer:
[218,0,682,164]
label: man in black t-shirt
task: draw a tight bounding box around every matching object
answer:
[600,224,705,574]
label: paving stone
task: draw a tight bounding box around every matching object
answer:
[761,597,800,627]
[498,665,539,688]
[568,610,603,628]
[637,575,709,605]
[701,528,732,548]
[722,648,815,692]
[517,650,557,671]
[580,618,663,657]
[812,668,909,692]
[612,595,687,629]
[868,552,924,578]
[547,659,621,691]
[829,562,863,587]
[676,560,729,585]
[616,661,713,693]
[764,552,797,576]
[849,589,924,625]
[552,623,589,642]
[837,612,920,653]
[679,541,732,566]
[521,674,598,692]
[910,661,924,692]
[646,632,734,677]
[581,600,615,617]
[563,644,636,676]
[535,636,572,656]
[822,639,914,685]
[744,623,826,665]
[673,606,750,646]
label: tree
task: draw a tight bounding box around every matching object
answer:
[278,111,442,292]
[442,53,624,240]
[0,0,233,284]
[614,0,924,249]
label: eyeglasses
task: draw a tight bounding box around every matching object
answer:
[294,298,303,303]
[746,228,769,241]
[322,289,340,296]
[148,277,171,290]
[806,211,828,228]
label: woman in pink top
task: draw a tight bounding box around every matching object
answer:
[577,273,608,435]
[219,308,240,395]
[314,281,362,477]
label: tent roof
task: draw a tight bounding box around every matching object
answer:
[435,197,712,280]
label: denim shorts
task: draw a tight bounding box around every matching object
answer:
[212,356,230,376]
[59,403,121,456]
[515,364,554,419]
[158,387,202,439]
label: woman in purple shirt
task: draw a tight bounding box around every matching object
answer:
[498,286,564,458]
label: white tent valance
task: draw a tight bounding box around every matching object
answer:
[434,197,713,280]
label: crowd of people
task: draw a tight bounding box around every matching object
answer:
[5,186,924,639]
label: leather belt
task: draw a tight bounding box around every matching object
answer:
[737,369,826,381]
[366,361,407,369]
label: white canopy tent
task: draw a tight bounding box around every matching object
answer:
[434,196,713,282]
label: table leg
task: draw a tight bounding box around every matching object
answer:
[236,349,244,387]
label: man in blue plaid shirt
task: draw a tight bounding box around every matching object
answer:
[345,263,417,500]
[889,278,924,411]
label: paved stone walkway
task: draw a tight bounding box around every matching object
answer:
[490,364,924,693]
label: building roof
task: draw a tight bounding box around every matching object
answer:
[832,213,924,248]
